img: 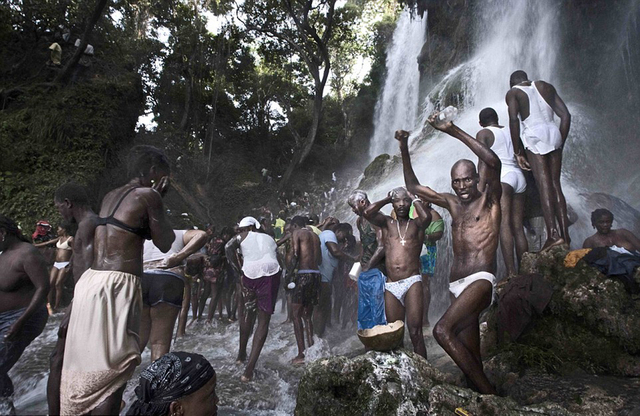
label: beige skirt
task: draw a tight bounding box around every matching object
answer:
[60,269,142,415]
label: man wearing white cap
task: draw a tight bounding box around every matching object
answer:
[225,216,281,382]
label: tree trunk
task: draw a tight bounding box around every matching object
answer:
[54,0,108,85]
[278,88,323,190]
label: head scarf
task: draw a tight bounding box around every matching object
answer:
[127,352,215,416]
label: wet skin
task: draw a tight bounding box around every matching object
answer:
[583,215,640,252]
[350,198,385,272]
[477,122,528,276]
[398,115,501,394]
[506,77,571,247]
[48,199,98,416]
[364,188,430,359]
[290,225,322,361]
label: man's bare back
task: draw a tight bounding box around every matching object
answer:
[293,228,321,270]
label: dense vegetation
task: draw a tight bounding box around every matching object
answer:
[0,0,400,231]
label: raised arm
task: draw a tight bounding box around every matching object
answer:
[396,130,450,209]
[506,90,531,171]
[428,114,502,203]
[363,195,392,228]
[143,187,175,252]
[476,128,494,192]
[411,196,432,230]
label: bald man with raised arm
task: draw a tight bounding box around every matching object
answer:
[396,111,501,395]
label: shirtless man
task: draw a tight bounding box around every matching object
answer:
[477,107,528,275]
[48,182,99,416]
[289,216,322,364]
[348,190,385,273]
[60,145,175,415]
[506,70,571,249]
[583,209,640,253]
[397,111,501,394]
[364,187,431,359]
[0,216,49,413]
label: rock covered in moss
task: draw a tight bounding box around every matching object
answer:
[295,350,572,416]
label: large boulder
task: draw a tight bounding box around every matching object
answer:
[489,246,640,376]
[295,350,572,416]
[481,246,640,411]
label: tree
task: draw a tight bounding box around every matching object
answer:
[240,0,357,189]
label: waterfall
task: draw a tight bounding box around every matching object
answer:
[362,0,640,319]
[368,10,428,158]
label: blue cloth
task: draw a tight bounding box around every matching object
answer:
[319,230,339,283]
[357,268,387,330]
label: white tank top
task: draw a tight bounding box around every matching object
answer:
[485,126,517,168]
[240,231,281,279]
[514,81,555,127]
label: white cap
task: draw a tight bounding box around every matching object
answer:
[238,216,261,229]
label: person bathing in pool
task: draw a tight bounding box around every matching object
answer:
[396,110,501,395]
[364,187,431,359]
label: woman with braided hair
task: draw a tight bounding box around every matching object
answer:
[127,351,218,416]
[0,215,49,412]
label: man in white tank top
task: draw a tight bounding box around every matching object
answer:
[506,70,572,249]
[476,108,528,276]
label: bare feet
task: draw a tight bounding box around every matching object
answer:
[291,356,305,365]
[187,318,197,327]
[47,303,54,316]
[240,374,252,382]
[541,230,565,252]
[235,355,246,365]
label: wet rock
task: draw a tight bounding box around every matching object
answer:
[359,154,394,189]
[294,350,572,415]
[481,246,640,411]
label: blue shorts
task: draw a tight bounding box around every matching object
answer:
[420,245,437,276]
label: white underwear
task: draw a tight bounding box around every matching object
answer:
[385,275,422,306]
[501,166,527,194]
[449,271,496,305]
[53,261,70,270]
[521,122,562,155]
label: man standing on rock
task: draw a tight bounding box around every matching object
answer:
[397,111,500,394]
[289,216,322,364]
[506,70,571,249]
[364,187,431,359]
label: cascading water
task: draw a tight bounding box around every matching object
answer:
[368,10,428,158]
[8,2,640,415]
[363,0,640,319]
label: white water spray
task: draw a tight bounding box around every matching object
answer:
[369,10,428,158]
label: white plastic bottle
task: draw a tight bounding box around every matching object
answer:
[438,105,458,122]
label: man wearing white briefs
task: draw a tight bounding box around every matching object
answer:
[506,70,571,250]
[397,106,502,394]
[476,107,529,276]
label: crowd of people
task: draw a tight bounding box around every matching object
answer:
[1,70,640,414]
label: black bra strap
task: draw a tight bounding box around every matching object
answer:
[107,187,139,219]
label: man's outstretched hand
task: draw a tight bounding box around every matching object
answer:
[427,111,454,132]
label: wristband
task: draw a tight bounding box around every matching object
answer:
[412,198,422,204]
